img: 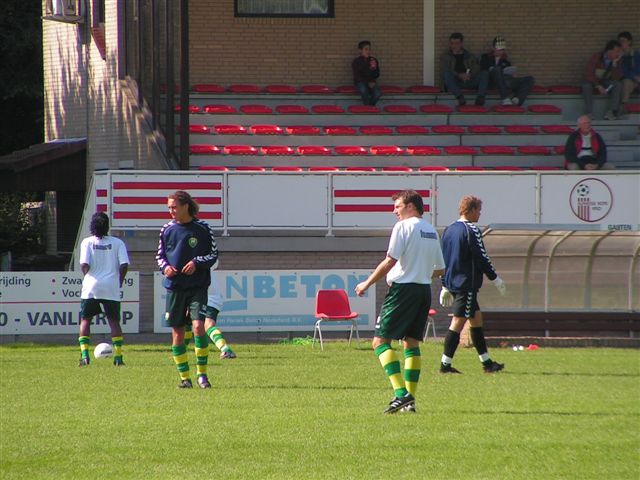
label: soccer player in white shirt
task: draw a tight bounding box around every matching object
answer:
[356,190,445,414]
[78,212,130,366]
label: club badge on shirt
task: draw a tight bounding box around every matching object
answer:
[188,237,198,248]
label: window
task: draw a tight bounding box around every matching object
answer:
[235,0,334,17]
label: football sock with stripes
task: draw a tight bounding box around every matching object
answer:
[112,336,123,362]
[184,324,193,347]
[470,327,491,363]
[194,334,209,379]
[172,343,190,381]
[403,347,421,396]
[441,329,460,365]
[206,326,232,353]
[375,343,408,398]
[79,336,91,361]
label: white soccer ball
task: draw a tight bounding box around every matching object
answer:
[94,342,113,359]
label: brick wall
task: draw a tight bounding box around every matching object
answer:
[190,0,639,87]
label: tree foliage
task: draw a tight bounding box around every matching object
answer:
[0,192,46,256]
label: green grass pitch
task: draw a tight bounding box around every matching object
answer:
[1,342,638,479]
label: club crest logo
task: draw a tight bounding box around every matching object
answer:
[569,178,613,222]
[188,237,198,248]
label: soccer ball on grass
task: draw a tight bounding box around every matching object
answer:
[94,342,113,359]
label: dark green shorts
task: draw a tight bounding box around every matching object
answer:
[165,287,208,327]
[452,291,480,318]
[375,283,431,340]
[80,298,121,321]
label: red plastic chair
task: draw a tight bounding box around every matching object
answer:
[480,146,516,155]
[250,125,284,135]
[272,166,303,171]
[407,146,442,155]
[335,85,358,94]
[468,125,502,134]
[301,85,333,94]
[324,126,357,136]
[396,125,429,135]
[203,104,236,114]
[418,166,449,171]
[286,126,321,135]
[530,85,549,94]
[198,165,228,171]
[345,166,376,172]
[528,104,562,114]
[380,85,406,94]
[420,104,453,114]
[424,308,438,340]
[384,105,417,114]
[239,104,273,114]
[311,105,345,114]
[191,84,225,93]
[445,146,478,155]
[234,166,266,171]
[518,146,551,155]
[275,105,309,114]
[214,124,247,135]
[189,145,221,154]
[549,85,581,94]
[308,166,339,171]
[264,84,297,94]
[457,105,489,113]
[335,146,368,155]
[626,103,640,113]
[360,126,393,135]
[175,104,202,113]
[229,84,261,93]
[492,105,525,113]
[455,166,486,171]
[554,145,566,155]
[541,125,573,134]
[504,125,539,134]
[223,145,258,155]
[370,146,405,155]
[431,125,465,134]
[348,105,380,114]
[260,146,295,155]
[408,85,441,94]
[493,166,524,171]
[297,146,332,155]
[189,125,211,134]
[313,289,360,351]
[382,166,413,172]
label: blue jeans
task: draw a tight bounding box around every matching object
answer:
[490,68,535,105]
[443,70,489,98]
[355,82,381,106]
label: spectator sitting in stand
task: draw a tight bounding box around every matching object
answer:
[480,36,535,106]
[352,40,381,106]
[441,32,489,106]
[582,40,624,120]
[618,31,640,111]
[564,115,615,170]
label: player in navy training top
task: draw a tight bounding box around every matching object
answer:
[438,195,507,374]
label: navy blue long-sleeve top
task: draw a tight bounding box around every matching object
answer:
[441,220,497,293]
[156,219,218,290]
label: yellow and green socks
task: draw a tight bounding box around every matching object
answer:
[206,326,233,354]
[172,344,190,380]
[374,343,408,398]
[194,335,209,380]
[184,324,193,347]
[112,336,124,363]
[403,347,421,396]
[79,336,91,361]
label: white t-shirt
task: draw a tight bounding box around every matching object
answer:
[79,235,130,300]
[386,216,446,285]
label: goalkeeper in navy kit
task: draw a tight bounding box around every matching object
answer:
[438,195,506,374]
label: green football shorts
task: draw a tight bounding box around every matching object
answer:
[375,282,431,340]
[164,287,208,327]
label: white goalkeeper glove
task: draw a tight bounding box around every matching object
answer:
[439,287,454,307]
[492,276,507,296]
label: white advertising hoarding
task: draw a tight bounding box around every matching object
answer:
[0,272,139,335]
[153,270,376,333]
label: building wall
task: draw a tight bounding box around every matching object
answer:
[190,0,638,87]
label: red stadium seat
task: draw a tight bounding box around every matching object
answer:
[383,104,417,113]
[455,166,486,171]
[408,85,441,94]
[301,85,333,94]
[239,104,273,114]
[493,166,524,171]
[370,146,405,155]
[380,85,406,94]
[250,124,284,135]
[336,85,358,94]
[190,145,221,154]
[189,125,210,134]
[335,146,368,155]
[396,125,429,135]
[275,105,309,114]
[235,165,266,171]
[359,126,393,135]
[175,104,202,113]
[504,125,539,134]
[348,105,380,113]
[480,146,516,155]
[518,146,551,155]
[420,104,453,114]
[308,166,339,171]
[272,166,303,171]
[297,146,332,155]
[468,125,502,134]
[554,145,566,155]
[286,126,321,135]
[541,125,573,134]
[407,146,441,155]
[223,145,259,155]
[192,84,225,93]
[382,166,413,171]
[311,104,345,114]
[203,104,236,114]
[418,165,449,171]
[530,85,549,94]
[625,103,640,112]
[492,105,525,113]
[528,104,562,114]
[444,146,478,155]
[431,125,465,134]
[260,146,294,155]
[214,124,247,135]
[198,165,229,171]
[264,84,297,94]
[345,166,376,172]
[324,126,357,135]
[549,85,581,94]
[457,105,488,113]
[229,84,261,93]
